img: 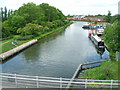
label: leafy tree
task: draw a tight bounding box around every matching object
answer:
[2,2,67,38]
[7,9,13,18]
[105,11,112,22]
[7,9,11,18]
[104,21,120,52]
[53,20,63,27]
[111,14,120,23]
[17,23,43,36]
[4,7,7,21]
[43,26,49,33]
[46,22,54,29]
[40,3,65,22]
[11,15,26,29]
[1,7,3,21]
[16,3,45,24]
[2,20,13,37]
[2,15,26,36]
[0,21,2,39]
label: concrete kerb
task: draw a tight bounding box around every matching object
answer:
[0,39,38,61]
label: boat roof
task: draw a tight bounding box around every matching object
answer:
[97,28,104,30]
[92,35,103,42]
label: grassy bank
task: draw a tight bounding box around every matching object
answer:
[0,22,72,54]
[81,59,119,80]
[0,40,30,54]
[35,22,72,40]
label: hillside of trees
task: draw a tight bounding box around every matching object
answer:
[1,3,69,39]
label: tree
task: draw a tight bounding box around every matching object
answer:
[16,3,45,24]
[1,7,3,21]
[4,7,7,20]
[39,3,65,22]
[0,21,2,39]
[111,14,120,23]
[105,11,112,22]
[1,2,67,38]
[104,21,120,52]
[2,20,13,38]
[17,23,43,36]
[8,9,11,18]
[53,20,63,27]
[11,15,26,29]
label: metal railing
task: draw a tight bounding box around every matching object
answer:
[0,73,119,89]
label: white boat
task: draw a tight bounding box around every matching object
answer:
[96,28,104,36]
[90,35,105,49]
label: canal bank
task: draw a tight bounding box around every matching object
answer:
[0,40,38,61]
[1,21,109,78]
[80,59,119,80]
[0,22,72,61]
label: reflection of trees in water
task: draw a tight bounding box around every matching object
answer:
[22,44,41,63]
[23,30,65,63]
[38,30,65,43]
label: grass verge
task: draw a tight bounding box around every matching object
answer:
[81,59,119,80]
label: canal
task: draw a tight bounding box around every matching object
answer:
[1,21,109,78]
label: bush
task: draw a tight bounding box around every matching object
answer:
[104,21,120,52]
[109,52,115,61]
[14,35,34,40]
[2,36,13,40]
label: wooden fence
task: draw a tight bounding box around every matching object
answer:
[0,73,119,89]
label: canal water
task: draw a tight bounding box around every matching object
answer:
[1,21,109,78]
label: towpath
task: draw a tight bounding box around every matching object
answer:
[0,41,10,46]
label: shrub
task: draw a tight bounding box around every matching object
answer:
[14,35,34,40]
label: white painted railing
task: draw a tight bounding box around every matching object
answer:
[0,73,119,89]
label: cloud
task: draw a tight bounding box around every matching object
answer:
[1,0,119,15]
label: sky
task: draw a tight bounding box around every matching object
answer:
[0,0,119,16]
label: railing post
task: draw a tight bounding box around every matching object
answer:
[110,80,113,89]
[36,76,39,88]
[15,74,17,87]
[60,77,62,89]
[85,79,87,89]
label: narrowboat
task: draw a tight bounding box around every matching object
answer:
[90,35,105,49]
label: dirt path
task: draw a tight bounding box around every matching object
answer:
[0,41,10,46]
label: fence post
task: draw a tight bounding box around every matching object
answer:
[36,76,39,88]
[60,77,62,89]
[110,80,113,89]
[85,79,87,89]
[15,74,17,87]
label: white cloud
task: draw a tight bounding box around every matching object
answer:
[0,0,119,15]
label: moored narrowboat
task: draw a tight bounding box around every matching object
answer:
[90,35,105,49]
